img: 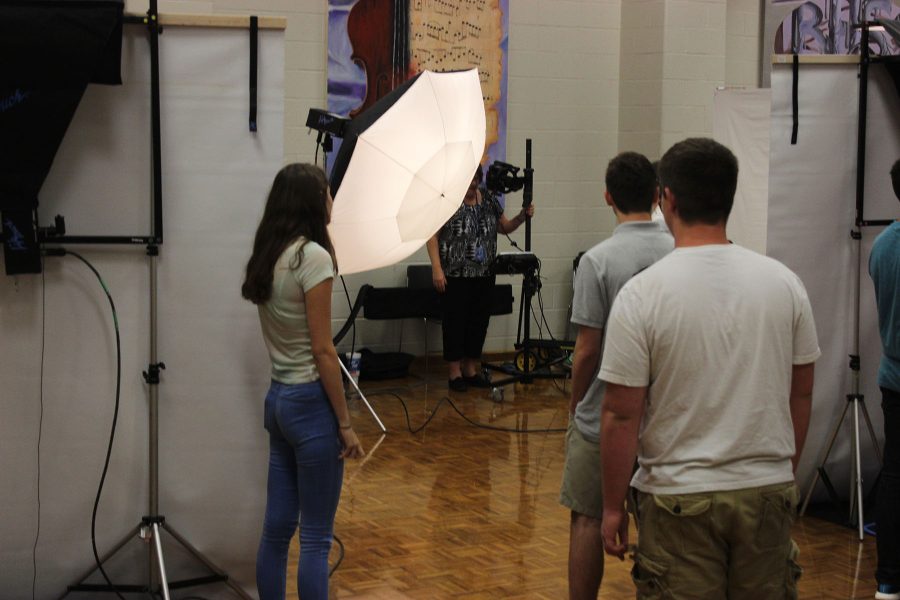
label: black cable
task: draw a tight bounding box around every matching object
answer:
[339,275,356,357]
[33,268,45,600]
[366,391,566,435]
[329,533,345,577]
[61,250,127,600]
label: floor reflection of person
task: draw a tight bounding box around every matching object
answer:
[599,138,819,599]
[426,167,534,392]
[242,163,364,600]
[869,159,900,600]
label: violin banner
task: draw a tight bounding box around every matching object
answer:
[771,0,900,55]
[326,0,508,169]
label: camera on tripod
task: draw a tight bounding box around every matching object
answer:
[486,161,525,194]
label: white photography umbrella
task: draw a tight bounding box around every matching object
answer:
[327,68,486,275]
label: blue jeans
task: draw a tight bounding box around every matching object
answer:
[256,380,344,600]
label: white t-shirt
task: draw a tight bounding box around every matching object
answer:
[599,244,820,495]
[258,238,335,384]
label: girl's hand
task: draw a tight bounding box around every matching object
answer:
[339,427,365,459]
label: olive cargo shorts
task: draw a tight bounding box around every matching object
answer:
[633,482,802,599]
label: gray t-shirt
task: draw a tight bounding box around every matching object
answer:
[571,221,673,441]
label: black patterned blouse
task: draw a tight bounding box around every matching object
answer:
[437,189,502,278]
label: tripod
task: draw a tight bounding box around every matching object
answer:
[799,22,889,541]
[64,252,254,599]
[62,5,252,596]
[483,139,573,387]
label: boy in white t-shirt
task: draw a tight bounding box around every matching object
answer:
[598,138,820,599]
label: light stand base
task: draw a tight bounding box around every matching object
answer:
[63,518,251,599]
[800,393,883,541]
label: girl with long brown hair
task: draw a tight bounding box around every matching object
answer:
[243,163,363,600]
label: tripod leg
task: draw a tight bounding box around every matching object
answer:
[60,525,142,599]
[151,523,171,600]
[860,399,884,464]
[162,523,254,600]
[801,400,851,515]
[338,359,387,433]
[853,401,865,541]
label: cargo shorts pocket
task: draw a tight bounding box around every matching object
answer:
[632,553,670,599]
[757,485,798,550]
[649,493,713,554]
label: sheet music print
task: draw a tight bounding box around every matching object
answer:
[410,0,505,162]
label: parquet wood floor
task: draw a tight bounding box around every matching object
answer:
[281,369,880,599]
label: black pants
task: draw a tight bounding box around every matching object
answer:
[877,386,900,586]
[441,275,494,362]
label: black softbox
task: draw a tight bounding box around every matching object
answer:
[0,0,124,274]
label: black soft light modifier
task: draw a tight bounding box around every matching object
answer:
[306,108,350,138]
[0,0,124,275]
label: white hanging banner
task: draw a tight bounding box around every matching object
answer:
[713,87,772,255]
[0,24,284,598]
[768,61,899,497]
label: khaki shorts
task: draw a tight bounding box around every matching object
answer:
[558,418,603,519]
[633,482,803,600]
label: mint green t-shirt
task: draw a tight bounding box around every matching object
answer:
[258,238,335,384]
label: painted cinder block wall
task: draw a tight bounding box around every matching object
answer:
[128,0,762,357]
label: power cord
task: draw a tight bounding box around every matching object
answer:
[339,276,356,358]
[44,249,126,600]
[366,391,566,435]
[330,533,345,577]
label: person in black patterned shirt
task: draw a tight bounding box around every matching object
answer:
[426,167,534,391]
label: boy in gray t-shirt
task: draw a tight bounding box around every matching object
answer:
[559,152,672,600]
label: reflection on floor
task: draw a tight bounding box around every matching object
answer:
[283,370,879,599]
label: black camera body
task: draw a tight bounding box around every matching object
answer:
[486,161,525,195]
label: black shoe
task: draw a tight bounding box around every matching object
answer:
[448,377,468,392]
[463,372,491,388]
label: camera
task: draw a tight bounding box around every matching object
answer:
[486,161,525,194]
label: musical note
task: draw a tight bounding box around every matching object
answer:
[409,0,504,156]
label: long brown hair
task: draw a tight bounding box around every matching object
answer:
[241,163,336,305]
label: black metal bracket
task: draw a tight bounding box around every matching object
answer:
[142,515,166,526]
[849,354,860,371]
[143,362,166,384]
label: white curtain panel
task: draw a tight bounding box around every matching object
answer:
[0,25,283,598]
[713,87,772,255]
[768,62,899,501]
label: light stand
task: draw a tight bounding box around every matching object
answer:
[60,4,252,597]
[307,109,388,433]
[799,21,890,541]
[482,140,571,387]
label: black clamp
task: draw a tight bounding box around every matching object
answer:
[143,362,166,384]
[146,244,159,257]
[849,354,860,371]
[142,515,165,526]
[850,229,862,240]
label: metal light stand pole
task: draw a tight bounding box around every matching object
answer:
[340,359,388,433]
[520,138,535,383]
[64,4,252,596]
[799,22,886,541]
